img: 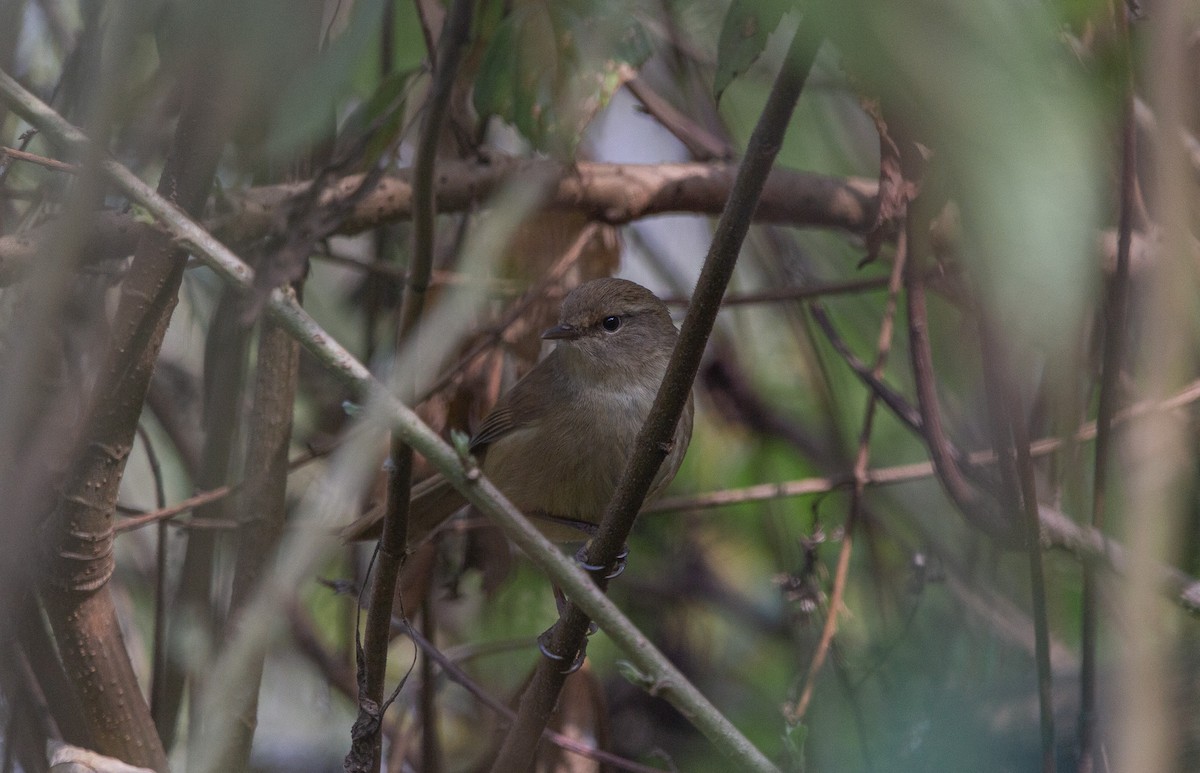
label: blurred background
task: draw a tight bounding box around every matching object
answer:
[1,1,1198,771]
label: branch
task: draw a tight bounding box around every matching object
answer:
[161,287,252,750]
[220,318,300,770]
[1,144,79,174]
[402,624,668,773]
[229,157,878,234]
[626,77,731,161]
[0,158,879,286]
[0,163,1153,294]
[904,217,1017,541]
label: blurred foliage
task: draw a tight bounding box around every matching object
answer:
[474,0,652,155]
[2,0,1198,771]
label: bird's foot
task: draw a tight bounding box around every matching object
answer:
[574,543,629,580]
[537,624,587,675]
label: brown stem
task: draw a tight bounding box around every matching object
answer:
[40,26,230,764]
[401,623,670,773]
[418,596,442,773]
[160,288,252,751]
[0,159,877,284]
[116,447,327,534]
[0,145,79,174]
[904,218,1016,541]
[219,317,300,770]
[233,157,878,235]
[626,77,731,161]
[138,424,171,740]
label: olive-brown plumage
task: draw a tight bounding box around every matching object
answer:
[343,277,693,544]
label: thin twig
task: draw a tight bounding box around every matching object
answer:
[312,249,518,291]
[135,424,170,727]
[626,77,731,161]
[115,485,234,533]
[114,447,326,534]
[417,597,441,773]
[1005,378,1057,773]
[788,222,909,724]
[806,303,923,431]
[649,375,1200,513]
[1,145,79,174]
[1080,7,1136,770]
[661,274,892,306]
[975,305,1057,773]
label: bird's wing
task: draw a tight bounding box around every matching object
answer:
[469,406,517,452]
[339,473,470,543]
[468,354,561,453]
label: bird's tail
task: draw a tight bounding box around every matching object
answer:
[339,473,469,544]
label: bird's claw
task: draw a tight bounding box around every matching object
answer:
[537,625,587,675]
[574,543,629,580]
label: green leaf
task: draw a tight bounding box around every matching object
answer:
[336,68,419,164]
[614,659,655,689]
[267,0,389,161]
[714,0,795,103]
[782,723,808,772]
[450,429,472,459]
[473,0,652,156]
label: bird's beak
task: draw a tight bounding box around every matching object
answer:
[541,323,579,341]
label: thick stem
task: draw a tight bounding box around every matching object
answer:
[217,318,300,770]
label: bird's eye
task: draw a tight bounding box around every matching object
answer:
[601,315,621,332]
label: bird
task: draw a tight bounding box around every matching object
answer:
[342,277,694,547]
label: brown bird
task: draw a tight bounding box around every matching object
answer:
[343,277,694,546]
